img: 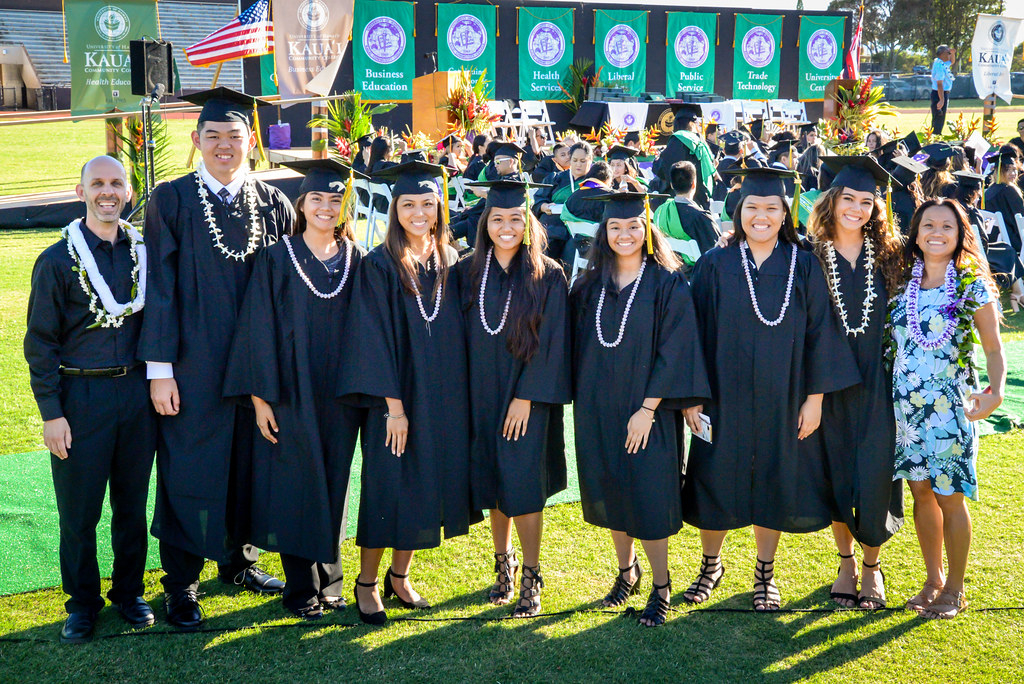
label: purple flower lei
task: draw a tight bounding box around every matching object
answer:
[905,258,957,351]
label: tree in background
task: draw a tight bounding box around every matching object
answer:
[827,0,916,72]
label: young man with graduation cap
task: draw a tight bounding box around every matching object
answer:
[681,167,859,611]
[223,158,367,620]
[570,191,710,627]
[456,179,571,617]
[652,103,717,209]
[338,159,477,625]
[450,141,530,246]
[808,156,907,610]
[25,156,156,642]
[140,87,294,629]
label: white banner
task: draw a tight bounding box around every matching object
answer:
[972,14,1024,104]
[605,102,649,131]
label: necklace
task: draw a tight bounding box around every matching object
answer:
[196,172,263,261]
[284,235,351,299]
[824,235,877,337]
[596,256,646,348]
[412,247,443,328]
[740,241,798,327]
[906,259,958,351]
[63,218,146,328]
[479,247,513,335]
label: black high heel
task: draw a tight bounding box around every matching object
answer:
[638,574,671,627]
[353,576,386,626]
[858,560,887,609]
[753,558,781,612]
[603,555,643,607]
[383,567,431,609]
[511,564,544,618]
[683,553,724,604]
[830,552,859,606]
[489,548,519,605]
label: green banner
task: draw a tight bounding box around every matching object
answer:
[259,53,277,97]
[798,16,845,101]
[438,3,497,79]
[594,9,647,97]
[518,7,574,100]
[666,12,717,96]
[354,0,415,100]
[66,0,159,116]
[733,14,783,100]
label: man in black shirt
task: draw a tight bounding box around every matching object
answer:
[24,156,157,643]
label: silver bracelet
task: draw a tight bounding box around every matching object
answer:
[385,412,405,420]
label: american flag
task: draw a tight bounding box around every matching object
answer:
[844,4,863,80]
[185,0,274,68]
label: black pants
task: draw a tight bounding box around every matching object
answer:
[51,368,156,614]
[930,90,949,136]
[280,553,344,610]
[159,540,258,594]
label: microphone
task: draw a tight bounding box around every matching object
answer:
[150,82,166,100]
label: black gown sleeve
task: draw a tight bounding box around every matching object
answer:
[222,248,282,404]
[24,251,66,421]
[514,267,572,404]
[687,250,719,402]
[803,255,861,395]
[645,270,711,409]
[137,181,181,363]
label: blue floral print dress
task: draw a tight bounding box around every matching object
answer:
[892,278,995,500]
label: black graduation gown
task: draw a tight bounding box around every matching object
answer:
[532,155,559,183]
[671,199,720,255]
[571,263,711,540]
[458,255,571,516]
[682,242,860,533]
[653,136,711,208]
[139,173,294,562]
[337,245,478,549]
[222,238,366,563]
[532,169,580,244]
[819,249,902,547]
[465,156,486,181]
[712,157,740,202]
[984,183,1024,256]
[564,186,608,223]
[891,188,917,235]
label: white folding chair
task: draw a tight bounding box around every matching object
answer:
[449,175,468,213]
[488,100,519,139]
[519,100,556,143]
[352,178,373,248]
[709,200,725,234]
[365,182,393,248]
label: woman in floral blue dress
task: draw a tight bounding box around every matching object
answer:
[890,198,1005,619]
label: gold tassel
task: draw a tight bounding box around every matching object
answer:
[252,106,266,163]
[523,179,532,246]
[645,193,653,254]
[441,166,450,225]
[981,180,986,210]
[792,173,801,229]
[886,180,893,229]
[340,169,355,223]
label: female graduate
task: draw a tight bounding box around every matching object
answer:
[570,192,710,627]
[337,160,476,626]
[681,168,860,611]
[983,147,1024,265]
[891,199,1004,619]
[457,180,572,617]
[807,157,906,610]
[223,159,367,620]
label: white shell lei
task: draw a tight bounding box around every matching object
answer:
[196,173,263,261]
[479,247,513,335]
[284,235,352,299]
[412,249,443,324]
[824,236,877,337]
[63,218,146,328]
[596,256,646,348]
[740,241,797,327]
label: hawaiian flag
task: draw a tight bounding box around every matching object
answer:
[185,0,274,67]
[844,4,863,80]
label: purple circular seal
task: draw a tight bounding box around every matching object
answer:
[675,26,709,69]
[742,26,776,69]
[624,113,636,126]
[604,24,640,69]
[807,29,837,69]
[528,21,565,67]
[447,14,487,61]
[362,16,405,65]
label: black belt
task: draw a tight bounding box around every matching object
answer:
[59,363,141,378]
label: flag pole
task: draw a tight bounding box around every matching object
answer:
[185,62,223,168]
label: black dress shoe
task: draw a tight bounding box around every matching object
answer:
[164,590,203,631]
[228,566,285,595]
[288,602,324,621]
[319,595,347,611]
[113,596,155,628]
[59,612,97,644]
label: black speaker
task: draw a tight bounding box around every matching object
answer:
[130,39,173,97]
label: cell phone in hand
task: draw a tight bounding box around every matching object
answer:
[693,413,712,444]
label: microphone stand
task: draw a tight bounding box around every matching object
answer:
[128,83,164,222]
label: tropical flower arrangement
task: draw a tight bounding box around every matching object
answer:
[559,59,604,114]
[825,77,896,150]
[442,69,500,136]
[308,91,396,162]
[402,127,436,156]
[583,123,660,157]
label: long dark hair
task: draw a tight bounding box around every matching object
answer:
[902,198,994,290]
[292,192,355,242]
[467,206,553,363]
[576,215,682,290]
[727,194,801,246]
[807,185,905,295]
[366,136,392,172]
[383,194,453,301]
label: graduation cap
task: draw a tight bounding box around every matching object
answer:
[400,150,431,164]
[720,130,746,152]
[439,133,461,149]
[606,145,639,161]
[917,142,955,166]
[891,155,928,176]
[723,167,795,200]
[770,139,798,155]
[901,132,922,156]
[795,121,817,135]
[953,170,985,190]
[875,138,904,164]
[821,156,893,195]
[183,87,270,128]
[280,158,368,198]
[492,141,527,159]
[670,102,703,124]
[589,191,670,254]
[373,159,446,199]
[465,179,552,246]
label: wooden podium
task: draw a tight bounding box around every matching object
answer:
[823,78,859,120]
[413,71,458,140]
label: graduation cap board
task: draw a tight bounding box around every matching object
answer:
[280,158,368,198]
[588,191,671,254]
[890,155,928,176]
[902,132,922,155]
[465,179,552,246]
[821,156,893,195]
[722,167,795,200]
[670,102,704,123]
[953,170,985,190]
[372,160,454,223]
[493,142,528,159]
[183,87,271,128]
[606,145,640,161]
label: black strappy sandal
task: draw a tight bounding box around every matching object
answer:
[753,558,781,612]
[858,560,887,610]
[830,552,860,607]
[683,554,724,604]
[353,576,386,626]
[488,548,519,605]
[603,556,643,607]
[383,567,431,609]
[512,564,544,618]
[638,575,672,627]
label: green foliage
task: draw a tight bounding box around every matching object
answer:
[110,114,175,218]
[559,59,604,114]
[308,92,397,162]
